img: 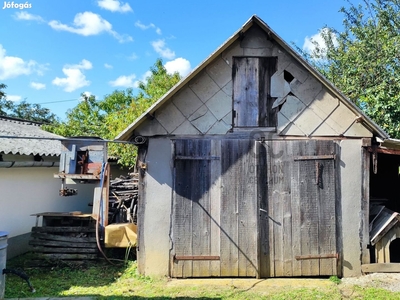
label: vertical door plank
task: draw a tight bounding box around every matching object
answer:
[210,140,221,277]
[237,140,257,277]
[192,140,212,276]
[233,57,259,127]
[220,139,240,276]
[259,57,278,127]
[257,142,269,278]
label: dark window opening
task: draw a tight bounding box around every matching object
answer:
[390,239,400,262]
[284,70,295,83]
[369,153,400,263]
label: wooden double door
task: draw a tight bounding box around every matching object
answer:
[170,139,339,278]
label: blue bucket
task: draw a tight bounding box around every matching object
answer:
[0,231,8,299]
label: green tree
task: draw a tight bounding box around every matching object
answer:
[45,58,181,168]
[303,0,400,138]
[0,83,58,123]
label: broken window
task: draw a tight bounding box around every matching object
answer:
[232,57,277,128]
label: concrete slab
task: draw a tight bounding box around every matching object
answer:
[285,62,308,84]
[279,95,305,122]
[155,102,185,133]
[291,76,323,106]
[206,57,231,89]
[221,40,244,67]
[243,48,273,56]
[172,87,203,118]
[271,72,291,98]
[206,90,232,120]
[189,71,220,103]
[189,105,217,133]
[167,278,335,290]
[272,45,292,75]
[240,25,273,49]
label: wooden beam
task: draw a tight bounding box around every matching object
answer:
[174,255,220,261]
[367,146,400,156]
[294,155,336,161]
[175,156,220,160]
[295,254,338,260]
[362,263,400,273]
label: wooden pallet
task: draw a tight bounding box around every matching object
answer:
[29,213,99,262]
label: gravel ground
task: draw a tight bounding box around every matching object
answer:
[340,273,400,292]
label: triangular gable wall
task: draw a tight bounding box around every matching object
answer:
[132,23,372,138]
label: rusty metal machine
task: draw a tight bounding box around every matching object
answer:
[56,137,108,196]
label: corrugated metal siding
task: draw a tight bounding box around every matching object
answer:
[0,117,62,156]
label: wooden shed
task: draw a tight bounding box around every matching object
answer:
[115,15,400,278]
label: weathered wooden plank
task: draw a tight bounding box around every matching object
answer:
[31,246,98,254]
[233,57,259,127]
[172,140,194,277]
[220,139,239,276]
[259,57,277,127]
[290,141,302,277]
[192,141,211,276]
[318,157,337,276]
[238,140,257,277]
[175,155,220,160]
[172,139,217,278]
[37,253,98,260]
[175,256,220,260]
[210,139,221,277]
[31,232,96,243]
[232,57,277,127]
[136,143,147,275]
[32,227,95,233]
[362,263,400,273]
[257,142,269,278]
[29,239,97,248]
[294,155,335,161]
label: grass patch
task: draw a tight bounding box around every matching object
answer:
[4,252,400,299]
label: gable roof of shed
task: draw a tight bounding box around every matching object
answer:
[0,116,63,156]
[115,15,388,141]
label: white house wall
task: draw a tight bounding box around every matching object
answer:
[133,25,372,139]
[0,163,96,258]
[339,139,365,277]
[140,138,173,276]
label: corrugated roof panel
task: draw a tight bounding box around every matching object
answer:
[0,117,63,156]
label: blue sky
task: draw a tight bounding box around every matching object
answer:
[0,0,350,121]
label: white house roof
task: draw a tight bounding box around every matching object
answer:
[115,15,388,141]
[0,116,63,156]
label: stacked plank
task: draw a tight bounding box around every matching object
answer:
[108,173,138,224]
[29,213,98,264]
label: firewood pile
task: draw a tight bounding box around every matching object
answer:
[108,173,138,224]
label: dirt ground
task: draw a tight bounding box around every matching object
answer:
[340,273,400,292]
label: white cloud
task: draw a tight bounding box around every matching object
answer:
[135,21,162,35]
[30,82,46,90]
[165,58,191,77]
[52,59,92,92]
[303,28,338,54]
[109,74,136,88]
[151,39,175,59]
[0,44,39,80]
[48,12,132,43]
[128,53,138,60]
[98,0,132,13]
[6,95,21,102]
[104,63,113,69]
[14,11,45,22]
